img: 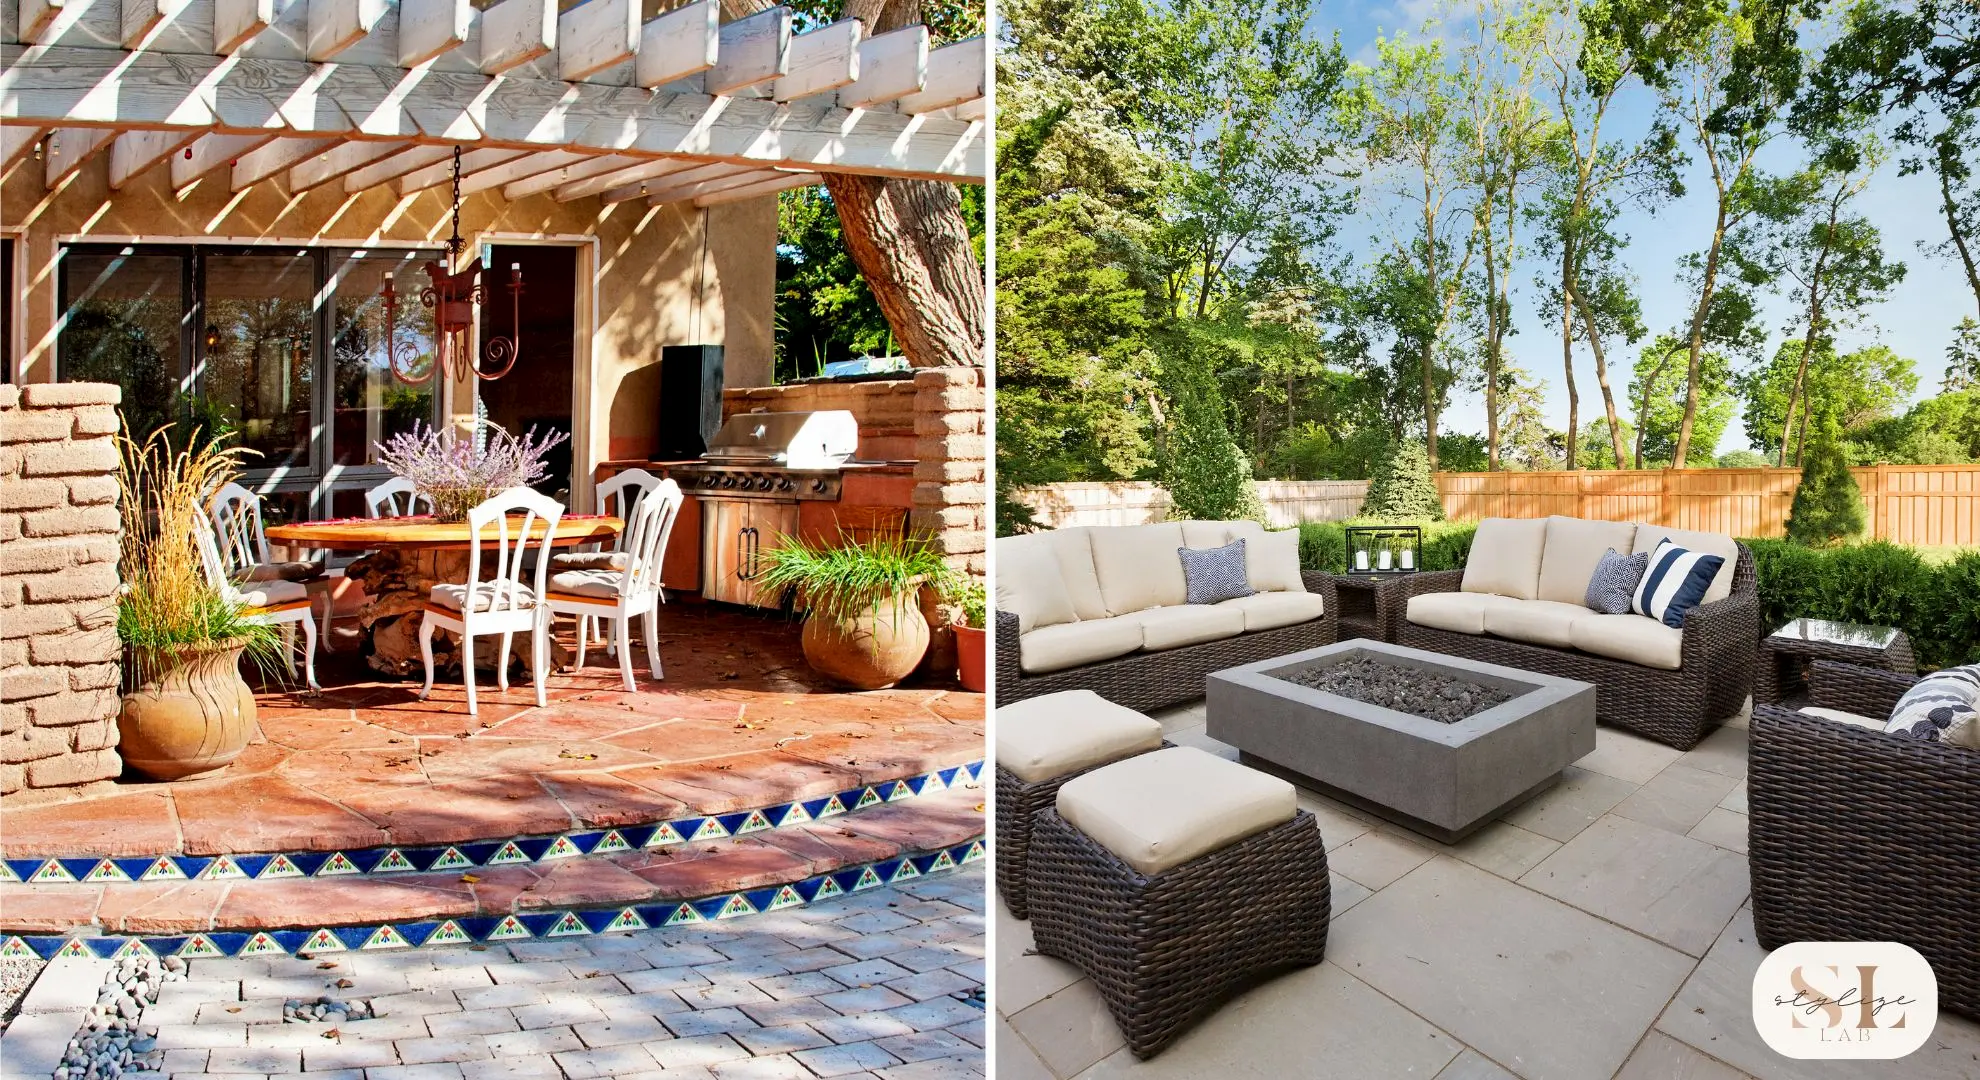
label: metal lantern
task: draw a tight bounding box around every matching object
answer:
[380,146,523,385]
[1344,524,1422,576]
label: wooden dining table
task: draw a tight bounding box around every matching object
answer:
[266,515,623,677]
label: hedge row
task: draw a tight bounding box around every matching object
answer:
[1294,521,1980,671]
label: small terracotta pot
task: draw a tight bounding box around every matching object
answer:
[800,592,931,690]
[117,641,258,781]
[953,622,986,692]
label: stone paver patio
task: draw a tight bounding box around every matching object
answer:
[995,704,1980,1080]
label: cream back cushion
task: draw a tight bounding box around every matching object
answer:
[994,534,1078,634]
[1461,517,1548,600]
[1042,527,1110,621]
[1632,525,1740,604]
[1241,526,1306,593]
[1090,523,1188,614]
[1178,520,1234,549]
[1536,516,1640,606]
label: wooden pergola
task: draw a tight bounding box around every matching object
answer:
[0,0,984,206]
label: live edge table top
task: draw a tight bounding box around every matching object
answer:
[265,516,622,553]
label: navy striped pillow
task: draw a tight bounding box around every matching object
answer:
[1631,540,1725,628]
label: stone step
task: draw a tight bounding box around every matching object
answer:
[0,789,986,959]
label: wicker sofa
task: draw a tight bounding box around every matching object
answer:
[1391,516,1758,750]
[1749,661,1978,1021]
[994,521,1338,713]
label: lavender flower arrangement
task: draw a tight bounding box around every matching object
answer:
[374,422,570,521]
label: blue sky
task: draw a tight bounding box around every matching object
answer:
[1315,1,1964,457]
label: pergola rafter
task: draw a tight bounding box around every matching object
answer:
[0,0,984,205]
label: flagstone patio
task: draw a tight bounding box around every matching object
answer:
[995,704,1980,1080]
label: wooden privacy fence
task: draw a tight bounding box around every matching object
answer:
[1018,465,1979,547]
[1436,465,1980,547]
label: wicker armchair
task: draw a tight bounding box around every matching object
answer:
[1749,661,1980,1022]
[995,572,1339,714]
[1391,546,1760,749]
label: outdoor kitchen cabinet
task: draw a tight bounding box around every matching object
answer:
[701,499,800,609]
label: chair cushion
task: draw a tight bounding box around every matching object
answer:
[429,581,537,613]
[995,534,1078,634]
[1216,591,1327,633]
[1406,591,1519,635]
[1238,526,1306,594]
[1537,517,1638,605]
[1179,540,1254,605]
[1056,746,1298,876]
[551,551,628,572]
[1633,525,1740,604]
[1885,666,1980,748]
[1178,520,1236,549]
[1483,599,1594,650]
[1632,540,1725,628]
[237,559,325,583]
[1136,604,1247,652]
[1090,524,1188,614]
[1801,706,1887,731]
[995,690,1164,784]
[1019,616,1145,675]
[1583,548,1649,615]
[1043,527,1110,621]
[549,569,623,600]
[237,578,308,608]
[1462,517,1547,600]
[1568,613,1684,670]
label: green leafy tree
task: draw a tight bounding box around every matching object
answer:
[1947,317,1980,392]
[1628,333,1736,467]
[1496,362,1561,470]
[1785,414,1866,546]
[776,188,893,382]
[1360,438,1445,520]
[1159,359,1260,520]
[1742,340,1919,460]
[1716,448,1771,468]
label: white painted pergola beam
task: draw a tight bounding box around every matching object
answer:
[705,6,790,96]
[556,157,693,202]
[556,0,638,83]
[44,128,111,187]
[231,135,336,189]
[773,19,860,103]
[500,152,637,199]
[693,169,820,207]
[172,131,276,188]
[630,160,755,205]
[897,37,984,114]
[19,0,65,42]
[480,0,556,75]
[837,25,927,110]
[342,143,451,192]
[288,138,405,191]
[308,0,391,61]
[107,128,200,187]
[394,145,527,195]
[398,0,474,67]
[212,0,273,53]
[635,0,718,89]
[457,148,584,195]
[2,127,46,171]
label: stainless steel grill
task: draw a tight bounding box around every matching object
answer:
[670,409,858,502]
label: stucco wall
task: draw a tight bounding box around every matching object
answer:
[2,150,775,488]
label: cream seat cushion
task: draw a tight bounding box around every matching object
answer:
[1137,604,1247,652]
[1407,591,1520,635]
[1041,527,1110,621]
[1484,599,1594,650]
[548,568,625,600]
[1090,524,1187,615]
[1633,525,1739,604]
[1057,746,1297,876]
[237,578,308,608]
[1536,517,1639,605]
[1217,591,1327,632]
[1019,615,1144,675]
[995,690,1164,784]
[995,534,1078,633]
[429,580,537,613]
[1570,613,1683,670]
[237,559,325,583]
[1801,706,1886,731]
[551,551,629,572]
[1462,517,1548,600]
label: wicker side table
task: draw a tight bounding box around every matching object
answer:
[1756,618,1914,705]
[1328,572,1409,642]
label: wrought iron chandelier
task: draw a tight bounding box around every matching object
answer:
[380,146,524,384]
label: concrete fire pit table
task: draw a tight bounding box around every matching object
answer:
[1207,640,1595,843]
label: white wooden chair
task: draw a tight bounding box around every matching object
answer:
[365,476,434,517]
[553,468,667,652]
[209,481,334,648]
[545,479,684,691]
[196,519,319,691]
[417,487,564,715]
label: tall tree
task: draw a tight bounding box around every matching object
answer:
[1742,340,1919,458]
[1628,332,1737,466]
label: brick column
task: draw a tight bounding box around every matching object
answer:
[0,383,124,795]
[911,366,987,577]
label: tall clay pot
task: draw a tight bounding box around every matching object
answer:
[953,622,986,692]
[800,592,931,690]
[117,641,258,781]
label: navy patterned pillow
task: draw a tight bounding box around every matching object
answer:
[1583,548,1649,615]
[1885,665,1980,744]
[1179,540,1254,605]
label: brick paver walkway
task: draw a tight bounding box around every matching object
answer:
[139,866,986,1080]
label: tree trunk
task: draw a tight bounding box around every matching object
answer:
[1484,240,1501,472]
[1674,211,1728,468]
[1559,241,1580,471]
[1938,143,1980,320]
[734,0,983,369]
[1574,292,1627,469]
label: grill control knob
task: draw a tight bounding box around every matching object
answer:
[811,479,829,494]
[776,477,795,492]
[720,476,737,489]
[756,477,774,491]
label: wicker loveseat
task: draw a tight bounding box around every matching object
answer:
[994,521,1338,713]
[1749,661,1979,1021]
[1391,516,1758,749]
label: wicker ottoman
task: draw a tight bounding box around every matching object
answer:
[994,690,1166,919]
[1027,747,1330,1058]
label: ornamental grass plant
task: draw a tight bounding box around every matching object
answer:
[755,532,959,630]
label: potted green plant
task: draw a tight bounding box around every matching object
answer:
[949,580,987,692]
[114,425,281,781]
[755,532,958,690]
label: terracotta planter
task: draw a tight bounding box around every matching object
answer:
[953,622,986,692]
[800,593,931,690]
[117,641,258,781]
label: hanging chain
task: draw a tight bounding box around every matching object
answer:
[448,145,464,257]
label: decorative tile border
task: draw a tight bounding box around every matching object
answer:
[0,839,986,961]
[0,761,984,886]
